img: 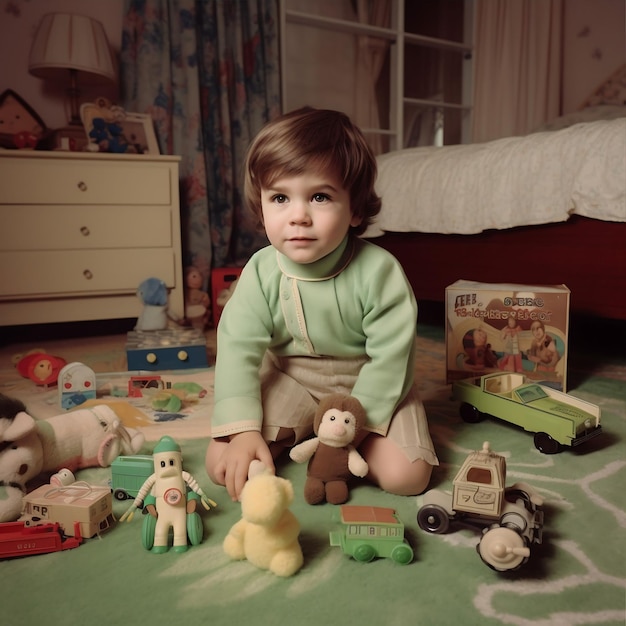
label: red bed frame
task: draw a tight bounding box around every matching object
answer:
[375,216,626,320]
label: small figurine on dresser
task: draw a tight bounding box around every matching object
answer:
[184,267,210,330]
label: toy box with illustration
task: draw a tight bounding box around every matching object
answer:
[446,280,570,391]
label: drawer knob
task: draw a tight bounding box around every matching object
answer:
[83,269,93,280]
[80,226,90,236]
[78,181,87,192]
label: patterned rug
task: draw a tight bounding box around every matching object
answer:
[0,323,624,626]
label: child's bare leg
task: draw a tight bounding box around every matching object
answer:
[359,433,433,496]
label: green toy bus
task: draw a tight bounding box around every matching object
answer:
[329,505,413,564]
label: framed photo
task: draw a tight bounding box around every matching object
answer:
[80,99,160,155]
[0,89,47,149]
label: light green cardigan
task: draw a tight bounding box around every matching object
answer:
[212,235,417,436]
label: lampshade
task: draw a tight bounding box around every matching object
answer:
[29,13,115,83]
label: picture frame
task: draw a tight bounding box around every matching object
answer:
[80,99,160,155]
[0,89,47,149]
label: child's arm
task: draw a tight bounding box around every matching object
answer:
[213,431,275,502]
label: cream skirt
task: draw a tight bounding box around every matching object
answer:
[258,352,438,466]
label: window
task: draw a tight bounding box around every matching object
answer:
[466,467,492,485]
[280,0,474,153]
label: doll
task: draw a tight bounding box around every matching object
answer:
[184,267,210,329]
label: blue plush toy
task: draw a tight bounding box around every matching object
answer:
[135,277,169,331]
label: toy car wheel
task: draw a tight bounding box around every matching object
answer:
[353,543,376,563]
[534,432,561,454]
[505,488,534,513]
[478,525,530,572]
[113,489,129,501]
[390,542,413,565]
[187,511,203,546]
[459,402,484,424]
[141,512,157,550]
[417,505,450,534]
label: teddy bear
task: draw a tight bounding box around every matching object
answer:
[223,471,303,577]
[0,392,144,522]
[135,277,169,331]
[289,393,369,505]
[184,267,210,330]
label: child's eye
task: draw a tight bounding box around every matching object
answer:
[271,194,288,204]
[312,193,329,203]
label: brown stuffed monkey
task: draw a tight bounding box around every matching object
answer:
[289,393,368,504]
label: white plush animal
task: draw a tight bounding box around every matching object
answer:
[0,393,144,522]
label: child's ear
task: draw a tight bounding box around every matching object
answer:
[350,214,362,228]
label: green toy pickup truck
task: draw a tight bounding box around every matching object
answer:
[452,372,601,454]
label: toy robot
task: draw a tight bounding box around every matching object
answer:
[120,436,216,553]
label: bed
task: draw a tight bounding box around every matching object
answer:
[365,105,626,320]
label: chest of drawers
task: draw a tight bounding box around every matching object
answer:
[0,150,183,326]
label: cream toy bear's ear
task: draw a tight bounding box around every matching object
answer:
[2,411,36,441]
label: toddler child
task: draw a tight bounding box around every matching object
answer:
[205,108,438,501]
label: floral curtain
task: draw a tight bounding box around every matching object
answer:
[120,0,281,287]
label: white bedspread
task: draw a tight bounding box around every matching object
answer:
[365,118,626,237]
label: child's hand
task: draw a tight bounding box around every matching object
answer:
[215,431,275,501]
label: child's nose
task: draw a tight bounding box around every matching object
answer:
[289,202,312,225]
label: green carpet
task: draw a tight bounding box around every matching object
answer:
[1,322,625,626]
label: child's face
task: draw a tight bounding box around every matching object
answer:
[261,171,361,264]
[531,323,545,339]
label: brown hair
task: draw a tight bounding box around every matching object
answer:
[244,108,381,236]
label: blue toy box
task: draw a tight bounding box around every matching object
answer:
[126,329,208,371]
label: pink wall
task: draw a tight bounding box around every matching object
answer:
[0,0,623,136]
[0,0,123,131]
[562,0,626,112]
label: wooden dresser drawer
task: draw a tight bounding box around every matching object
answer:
[0,205,172,250]
[0,157,172,205]
[0,249,175,297]
[0,151,183,325]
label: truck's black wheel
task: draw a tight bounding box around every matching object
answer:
[534,432,561,454]
[459,402,484,423]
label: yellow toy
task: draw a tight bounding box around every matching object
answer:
[223,472,303,577]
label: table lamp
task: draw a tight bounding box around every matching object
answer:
[28,12,116,147]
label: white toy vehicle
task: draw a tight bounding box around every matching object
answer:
[417,442,544,571]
